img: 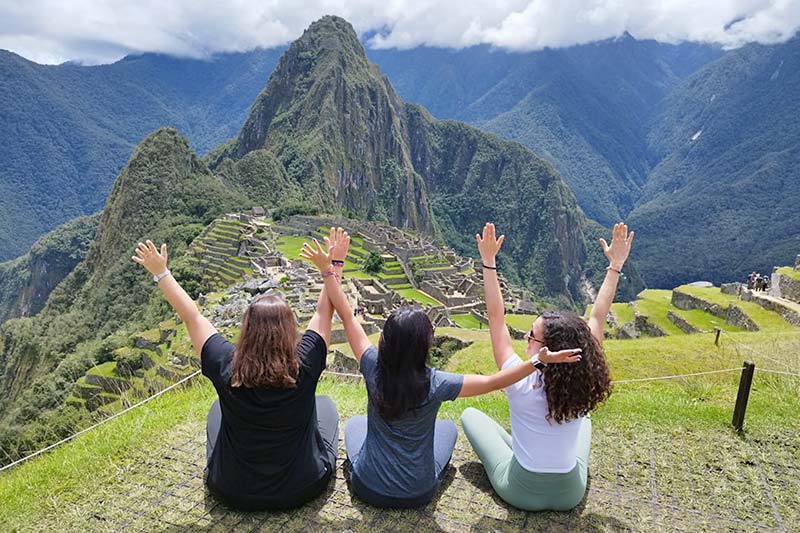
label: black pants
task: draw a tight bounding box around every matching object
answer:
[206,395,340,468]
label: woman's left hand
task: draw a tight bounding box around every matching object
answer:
[537,346,582,364]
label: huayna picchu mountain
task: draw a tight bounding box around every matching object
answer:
[0,16,641,463]
[211,15,641,303]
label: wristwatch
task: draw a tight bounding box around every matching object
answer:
[153,269,171,283]
[531,357,546,370]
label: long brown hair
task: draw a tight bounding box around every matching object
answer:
[231,293,299,388]
[539,311,612,423]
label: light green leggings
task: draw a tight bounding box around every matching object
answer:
[460,407,591,511]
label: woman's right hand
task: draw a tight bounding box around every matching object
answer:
[324,227,350,262]
[300,239,330,272]
[132,240,168,275]
[599,223,634,270]
[475,222,505,267]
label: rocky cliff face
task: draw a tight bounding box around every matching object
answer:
[225,15,433,233]
[0,215,98,323]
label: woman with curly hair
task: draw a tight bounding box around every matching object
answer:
[461,222,634,511]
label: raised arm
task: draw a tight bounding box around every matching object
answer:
[458,346,582,398]
[587,223,634,344]
[132,240,216,356]
[301,230,371,362]
[306,227,343,347]
[476,223,514,370]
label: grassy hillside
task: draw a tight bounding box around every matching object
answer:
[1,325,797,531]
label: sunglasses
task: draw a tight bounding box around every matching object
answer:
[523,328,545,344]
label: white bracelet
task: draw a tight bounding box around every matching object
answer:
[153,269,171,283]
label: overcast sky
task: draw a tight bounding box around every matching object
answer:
[2,0,799,65]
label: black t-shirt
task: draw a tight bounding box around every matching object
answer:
[202,329,330,509]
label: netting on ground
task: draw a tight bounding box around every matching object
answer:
[73,416,793,533]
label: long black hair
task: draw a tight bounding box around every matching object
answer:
[375,307,433,420]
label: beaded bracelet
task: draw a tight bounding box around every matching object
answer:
[607,266,623,275]
[322,270,340,281]
[331,260,345,266]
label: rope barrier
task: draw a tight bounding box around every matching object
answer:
[756,368,800,378]
[2,350,796,474]
[0,370,202,474]
[611,367,745,384]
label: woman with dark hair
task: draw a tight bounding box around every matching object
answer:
[131,228,347,510]
[300,233,581,508]
[461,222,633,511]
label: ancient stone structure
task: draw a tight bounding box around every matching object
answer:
[671,290,759,331]
[667,310,702,333]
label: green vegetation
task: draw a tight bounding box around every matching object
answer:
[395,288,441,307]
[777,266,800,282]
[362,251,384,275]
[634,290,687,336]
[504,314,537,331]
[274,235,313,262]
[1,327,798,531]
[450,313,483,329]
[675,286,790,330]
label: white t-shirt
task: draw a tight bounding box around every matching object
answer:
[502,354,585,473]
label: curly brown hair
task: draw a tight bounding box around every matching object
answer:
[539,311,612,423]
[231,293,299,389]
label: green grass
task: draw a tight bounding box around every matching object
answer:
[675,285,792,330]
[3,328,798,531]
[633,290,685,335]
[450,313,483,329]
[273,235,312,263]
[395,288,441,306]
[504,313,537,331]
[611,302,635,325]
[776,266,800,282]
[87,361,118,378]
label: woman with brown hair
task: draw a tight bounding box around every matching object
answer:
[461,222,633,511]
[131,228,347,510]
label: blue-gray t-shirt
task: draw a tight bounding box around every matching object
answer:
[352,346,464,498]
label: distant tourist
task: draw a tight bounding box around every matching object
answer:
[300,231,581,508]
[131,230,344,511]
[747,272,758,290]
[462,222,631,511]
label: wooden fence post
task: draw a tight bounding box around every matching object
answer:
[714,327,721,346]
[732,360,755,432]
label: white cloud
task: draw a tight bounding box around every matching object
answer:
[1,0,799,65]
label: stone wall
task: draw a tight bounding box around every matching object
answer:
[741,289,800,326]
[671,290,759,331]
[795,254,800,270]
[635,315,665,337]
[720,283,742,296]
[667,311,701,333]
[773,272,800,304]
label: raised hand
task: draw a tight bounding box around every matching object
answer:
[300,239,331,272]
[324,227,350,262]
[132,240,168,275]
[599,223,634,270]
[538,346,582,365]
[475,222,505,266]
